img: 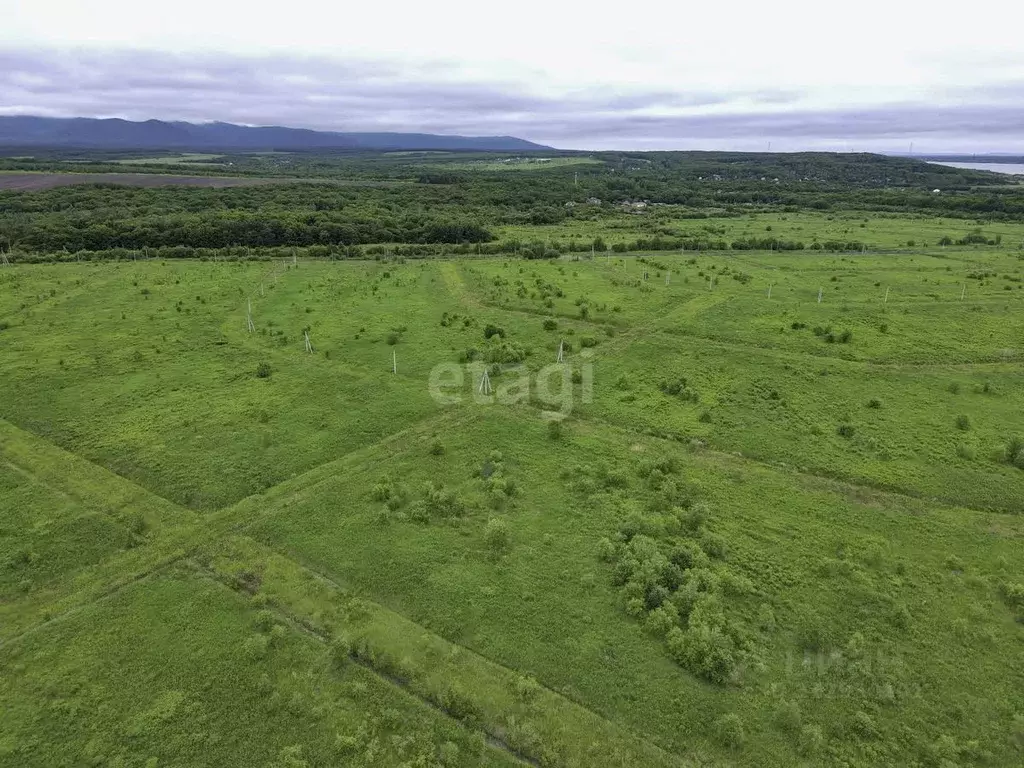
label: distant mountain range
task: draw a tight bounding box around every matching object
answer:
[0,116,550,151]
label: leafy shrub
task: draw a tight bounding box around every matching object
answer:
[439,686,482,724]
[682,501,710,532]
[370,480,392,502]
[669,540,708,571]
[429,439,445,456]
[714,713,745,749]
[997,581,1024,610]
[330,635,352,667]
[852,710,877,739]
[438,742,460,766]
[483,324,505,339]
[774,700,802,734]
[242,634,270,661]
[796,619,829,652]
[1006,436,1024,468]
[579,336,598,348]
[253,609,276,631]
[1010,713,1024,751]
[424,484,466,517]
[956,414,971,431]
[948,382,961,394]
[837,423,855,438]
[798,725,825,756]
[889,602,911,629]
[385,331,401,345]
[660,377,699,402]
[645,604,680,637]
[407,500,429,523]
[542,318,557,331]
[513,674,541,702]
[666,623,737,684]
[701,532,728,560]
[268,624,287,647]
[956,443,977,460]
[484,518,511,555]
[596,537,617,562]
[485,339,528,364]
[255,362,272,378]
[867,398,882,409]
[625,597,645,618]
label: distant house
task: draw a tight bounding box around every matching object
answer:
[620,200,648,212]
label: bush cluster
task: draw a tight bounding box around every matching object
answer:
[660,377,699,402]
[597,460,751,684]
[1006,437,1024,469]
[811,325,852,344]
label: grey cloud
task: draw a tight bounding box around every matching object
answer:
[1,47,1022,150]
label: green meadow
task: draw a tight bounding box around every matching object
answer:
[498,211,1024,251]
[1,244,1022,767]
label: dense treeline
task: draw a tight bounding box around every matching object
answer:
[0,210,492,251]
[2,150,1024,255]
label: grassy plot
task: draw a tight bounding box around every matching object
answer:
[497,211,1024,251]
[0,566,521,768]
[0,252,1022,767]
[110,153,227,165]
[235,406,1023,767]
[197,533,687,768]
[0,460,133,601]
[0,417,198,604]
[582,333,1024,511]
[0,260,468,508]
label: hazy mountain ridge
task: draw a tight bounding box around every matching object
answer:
[0,116,550,151]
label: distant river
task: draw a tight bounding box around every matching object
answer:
[929,161,1024,175]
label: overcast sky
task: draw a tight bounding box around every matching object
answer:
[2,0,1023,151]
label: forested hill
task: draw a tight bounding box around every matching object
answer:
[0,116,550,151]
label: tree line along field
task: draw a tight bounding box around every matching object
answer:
[4,148,1024,263]
[0,246,1022,767]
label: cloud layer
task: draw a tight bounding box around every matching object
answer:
[2,48,1024,152]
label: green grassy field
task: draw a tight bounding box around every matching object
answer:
[499,211,1024,251]
[109,153,227,165]
[431,157,603,172]
[1,244,1022,767]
